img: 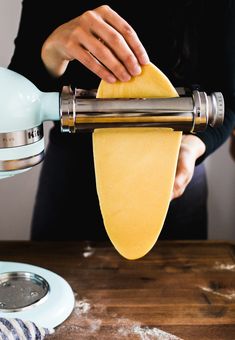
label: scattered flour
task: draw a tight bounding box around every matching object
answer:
[199,286,235,300]
[55,298,183,339]
[83,245,95,258]
[86,318,102,333]
[74,299,91,315]
[118,322,182,339]
[213,262,235,271]
[132,325,182,340]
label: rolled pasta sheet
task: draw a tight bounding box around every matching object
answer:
[94,62,182,260]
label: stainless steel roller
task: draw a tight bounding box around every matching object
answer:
[60,86,224,133]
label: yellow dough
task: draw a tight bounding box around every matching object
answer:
[93,62,182,260]
[96,62,179,98]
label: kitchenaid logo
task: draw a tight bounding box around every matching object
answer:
[27,127,43,140]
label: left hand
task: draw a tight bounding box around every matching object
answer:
[172,134,206,200]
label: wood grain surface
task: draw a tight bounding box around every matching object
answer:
[0,240,234,340]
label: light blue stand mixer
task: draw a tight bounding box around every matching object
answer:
[0,66,224,180]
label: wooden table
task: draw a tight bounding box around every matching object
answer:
[0,241,235,340]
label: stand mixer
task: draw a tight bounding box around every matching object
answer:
[0,66,224,179]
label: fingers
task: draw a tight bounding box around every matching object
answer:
[89,21,142,80]
[76,29,133,82]
[96,5,149,66]
[171,149,195,200]
[78,6,149,81]
[171,169,191,200]
[71,45,117,83]
[171,135,206,200]
[41,5,150,81]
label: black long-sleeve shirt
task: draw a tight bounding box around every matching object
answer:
[8,0,235,164]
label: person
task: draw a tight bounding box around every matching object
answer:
[8,1,235,241]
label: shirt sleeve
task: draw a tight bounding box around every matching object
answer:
[195,0,235,164]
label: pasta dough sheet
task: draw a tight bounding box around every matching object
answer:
[93,62,182,260]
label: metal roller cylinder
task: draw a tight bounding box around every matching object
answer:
[60,87,224,133]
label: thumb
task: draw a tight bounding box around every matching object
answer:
[171,171,187,200]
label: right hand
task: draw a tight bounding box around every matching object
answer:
[171,134,206,200]
[41,5,149,83]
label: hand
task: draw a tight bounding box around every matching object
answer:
[171,134,206,200]
[41,5,149,82]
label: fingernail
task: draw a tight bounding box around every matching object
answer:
[106,75,117,83]
[139,53,150,65]
[121,74,131,82]
[131,64,142,76]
